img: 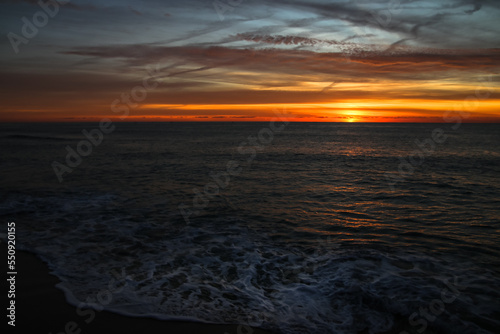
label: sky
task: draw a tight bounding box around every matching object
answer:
[0,0,499,122]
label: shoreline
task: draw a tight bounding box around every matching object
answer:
[10,249,275,334]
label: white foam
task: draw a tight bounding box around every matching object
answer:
[10,193,500,334]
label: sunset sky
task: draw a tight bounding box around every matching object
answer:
[1,0,499,122]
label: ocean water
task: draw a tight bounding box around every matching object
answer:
[1,122,499,334]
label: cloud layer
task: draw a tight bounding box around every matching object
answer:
[0,0,499,121]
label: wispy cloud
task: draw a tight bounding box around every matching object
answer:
[1,0,499,122]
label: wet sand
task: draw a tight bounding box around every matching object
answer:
[10,249,274,334]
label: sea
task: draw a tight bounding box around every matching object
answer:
[1,122,499,334]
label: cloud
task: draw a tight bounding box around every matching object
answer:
[266,0,499,48]
[234,33,343,47]
[61,44,500,76]
[0,0,98,10]
[440,0,485,14]
[129,6,143,16]
[464,3,482,14]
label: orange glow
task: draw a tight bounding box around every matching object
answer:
[1,45,499,123]
[2,97,500,123]
[2,88,500,123]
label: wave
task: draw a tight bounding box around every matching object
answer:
[6,193,498,334]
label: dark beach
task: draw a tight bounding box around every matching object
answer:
[10,248,273,334]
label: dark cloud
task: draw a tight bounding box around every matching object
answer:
[234,33,343,46]
[61,43,500,74]
[0,0,98,10]
[129,6,143,16]
[268,0,498,48]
